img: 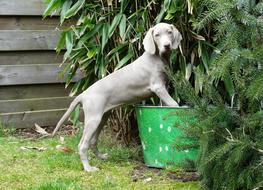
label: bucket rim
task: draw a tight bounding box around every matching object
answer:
[135,105,190,109]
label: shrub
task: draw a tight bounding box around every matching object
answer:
[170,0,263,189]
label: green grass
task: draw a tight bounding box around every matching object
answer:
[0,129,201,190]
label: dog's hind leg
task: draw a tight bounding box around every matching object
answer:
[78,113,103,172]
[90,112,110,160]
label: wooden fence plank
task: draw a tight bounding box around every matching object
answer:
[0,64,83,85]
[0,51,64,65]
[0,0,57,16]
[0,97,74,113]
[0,84,73,100]
[0,17,73,30]
[0,30,60,51]
[0,109,70,128]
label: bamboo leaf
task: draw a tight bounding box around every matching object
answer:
[79,18,94,36]
[87,48,97,59]
[71,26,80,39]
[109,13,123,37]
[56,31,66,53]
[120,0,130,13]
[70,80,83,96]
[99,61,106,78]
[185,64,192,81]
[114,53,133,71]
[65,0,85,19]
[59,62,70,78]
[60,0,72,24]
[198,42,202,57]
[119,14,127,41]
[101,23,110,53]
[79,24,102,44]
[43,0,61,18]
[164,0,172,10]
[70,105,80,126]
[66,32,73,51]
[156,5,166,23]
[106,42,128,57]
[201,49,210,73]
[64,31,74,61]
[191,31,205,41]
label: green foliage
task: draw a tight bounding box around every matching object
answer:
[43,0,213,97]
[160,0,214,95]
[170,72,263,190]
[193,0,263,102]
[168,0,263,189]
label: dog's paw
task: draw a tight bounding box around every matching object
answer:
[84,166,99,172]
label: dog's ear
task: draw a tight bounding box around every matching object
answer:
[143,28,156,54]
[171,25,182,50]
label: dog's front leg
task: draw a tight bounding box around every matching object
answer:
[151,84,179,107]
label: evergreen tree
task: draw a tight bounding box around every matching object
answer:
[170,0,263,189]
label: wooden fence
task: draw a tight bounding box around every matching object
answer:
[0,0,80,128]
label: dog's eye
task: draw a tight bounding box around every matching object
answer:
[154,33,160,37]
[168,31,173,35]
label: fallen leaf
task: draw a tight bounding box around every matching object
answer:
[35,123,50,136]
[56,145,73,153]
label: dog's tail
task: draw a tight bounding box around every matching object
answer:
[52,95,82,137]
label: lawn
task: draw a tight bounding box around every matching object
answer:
[0,127,201,190]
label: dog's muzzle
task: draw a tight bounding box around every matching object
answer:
[164,44,171,50]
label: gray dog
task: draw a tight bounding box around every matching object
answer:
[52,23,182,172]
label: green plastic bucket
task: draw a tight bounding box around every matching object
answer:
[135,106,198,168]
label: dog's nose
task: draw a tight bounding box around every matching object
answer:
[164,44,170,50]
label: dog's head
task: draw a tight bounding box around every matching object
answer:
[143,23,182,56]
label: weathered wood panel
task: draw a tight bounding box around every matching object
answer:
[0,109,69,128]
[0,0,57,16]
[0,51,64,65]
[0,0,82,129]
[0,30,60,51]
[0,64,83,85]
[0,97,74,113]
[0,17,73,30]
[0,84,73,100]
